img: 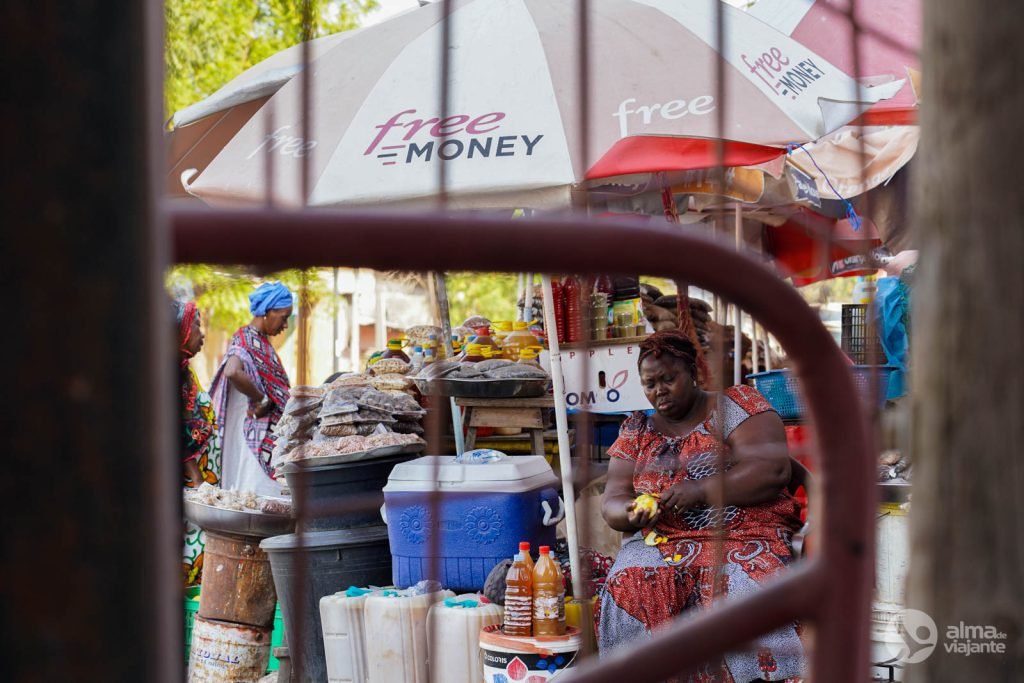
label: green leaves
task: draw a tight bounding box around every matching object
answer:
[165,0,378,120]
[166,265,327,332]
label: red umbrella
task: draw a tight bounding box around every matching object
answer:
[765,208,881,286]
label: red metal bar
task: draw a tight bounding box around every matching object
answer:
[170,205,875,682]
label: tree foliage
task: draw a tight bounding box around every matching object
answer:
[165,0,377,117]
[166,265,328,333]
[445,272,520,326]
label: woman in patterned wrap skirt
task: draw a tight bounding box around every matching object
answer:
[598,330,806,682]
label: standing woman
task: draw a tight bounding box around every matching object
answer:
[210,282,293,496]
[176,300,220,586]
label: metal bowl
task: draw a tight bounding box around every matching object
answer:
[413,377,550,399]
[183,498,295,538]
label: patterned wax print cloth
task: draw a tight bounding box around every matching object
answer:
[597,385,805,683]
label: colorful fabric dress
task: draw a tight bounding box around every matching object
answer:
[597,385,805,683]
[210,325,290,495]
[181,365,221,586]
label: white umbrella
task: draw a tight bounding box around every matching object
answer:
[178,0,902,209]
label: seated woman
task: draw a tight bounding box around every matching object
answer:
[598,329,805,682]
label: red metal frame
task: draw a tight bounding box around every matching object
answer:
[171,204,875,682]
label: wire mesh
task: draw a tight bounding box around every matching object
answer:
[161,0,916,680]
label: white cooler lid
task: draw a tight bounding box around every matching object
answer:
[383,455,559,494]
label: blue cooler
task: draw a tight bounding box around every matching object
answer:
[382,455,564,591]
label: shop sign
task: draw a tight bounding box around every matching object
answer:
[548,343,653,413]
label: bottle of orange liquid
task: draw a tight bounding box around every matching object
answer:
[518,541,534,573]
[503,549,533,636]
[532,546,566,636]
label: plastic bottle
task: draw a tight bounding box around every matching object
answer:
[423,344,437,365]
[492,321,513,348]
[381,338,411,363]
[503,550,533,636]
[502,321,537,361]
[853,275,877,304]
[532,545,566,636]
[473,326,498,353]
[409,345,424,372]
[563,276,581,343]
[517,347,543,368]
[551,278,567,343]
[518,541,535,574]
[463,343,485,363]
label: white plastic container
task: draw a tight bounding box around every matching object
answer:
[427,594,504,683]
[364,590,454,683]
[320,589,380,683]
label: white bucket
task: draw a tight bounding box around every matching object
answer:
[188,616,271,683]
[428,594,504,683]
[479,624,582,682]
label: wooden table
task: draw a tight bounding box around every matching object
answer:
[454,396,555,455]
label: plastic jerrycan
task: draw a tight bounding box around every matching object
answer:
[320,587,379,683]
[502,321,538,361]
[364,589,454,683]
[427,594,504,683]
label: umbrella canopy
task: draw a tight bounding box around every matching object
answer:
[166,31,363,200]
[750,0,920,125]
[178,0,902,209]
[751,0,921,199]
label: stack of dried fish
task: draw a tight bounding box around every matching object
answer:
[369,358,417,395]
[318,385,425,436]
[417,358,549,381]
[270,385,325,464]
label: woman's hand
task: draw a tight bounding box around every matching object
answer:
[184,460,204,488]
[248,396,274,419]
[625,500,660,529]
[659,479,706,514]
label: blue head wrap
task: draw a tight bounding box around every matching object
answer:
[249,282,294,316]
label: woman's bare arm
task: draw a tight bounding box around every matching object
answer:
[602,457,659,532]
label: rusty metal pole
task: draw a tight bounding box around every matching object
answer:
[0,0,175,680]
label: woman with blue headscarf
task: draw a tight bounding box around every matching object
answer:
[210,282,294,495]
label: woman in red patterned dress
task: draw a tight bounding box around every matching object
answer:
[598,329,805,682]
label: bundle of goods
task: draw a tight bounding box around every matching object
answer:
[185,482,292,516]
[270,385,325,464]
[418,358,549,381]
[280,383,426,463]
[643,294,714,347]
[284,432,425,463]
[368,358,417,396]
[414,357,550,399]
[319,385,425,435]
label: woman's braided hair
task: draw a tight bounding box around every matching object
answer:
[638,329,704,388]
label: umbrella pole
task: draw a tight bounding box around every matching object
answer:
[517,273,525,322]
[433,272,465,456]
[541,273,585,601]
[734,205,743,385]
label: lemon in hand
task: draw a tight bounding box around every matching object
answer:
[634,493,659,515]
